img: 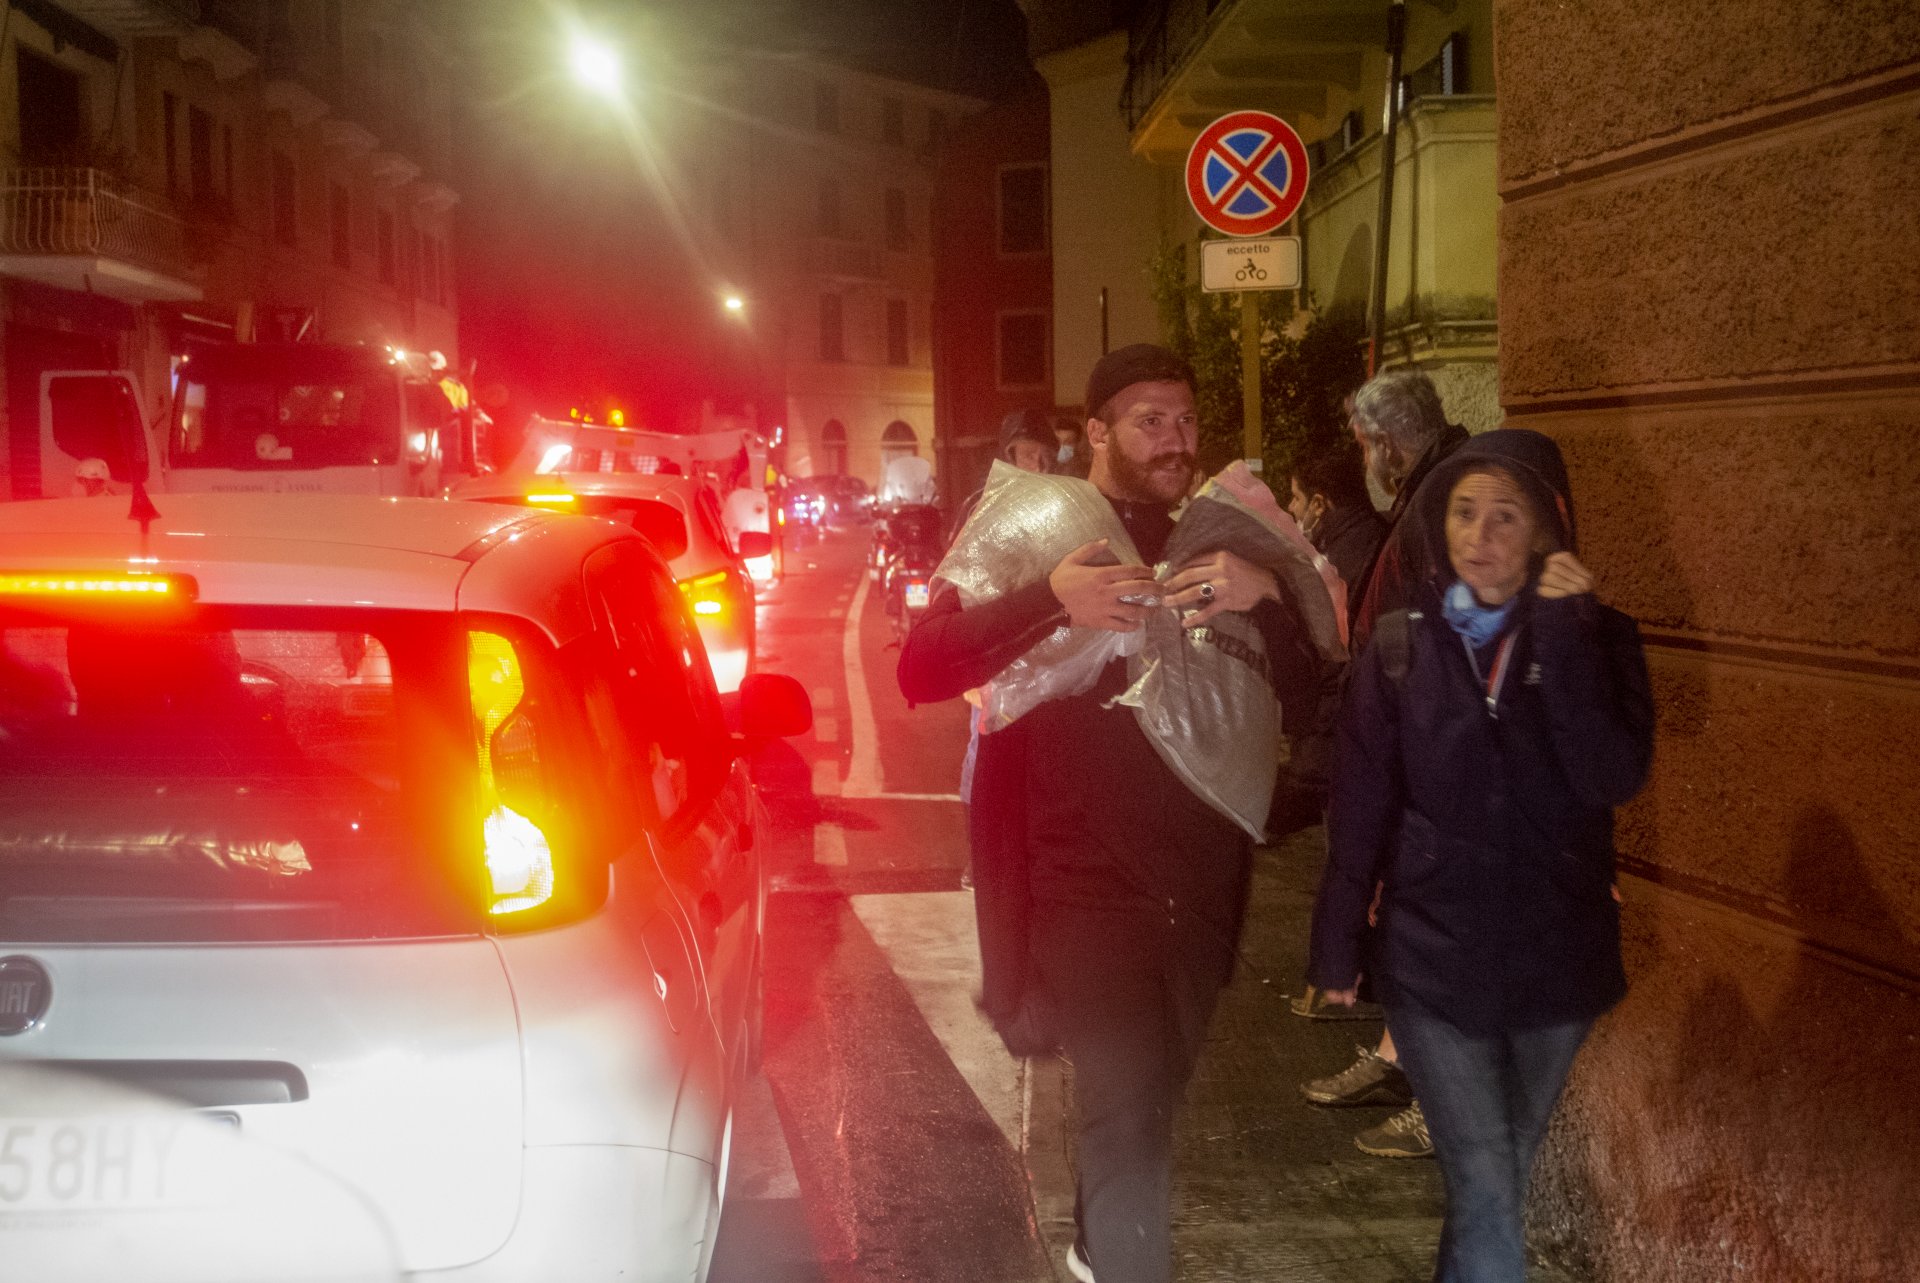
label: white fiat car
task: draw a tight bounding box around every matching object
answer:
[0,493,809,1281]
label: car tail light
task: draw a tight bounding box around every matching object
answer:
[467,630,555,916]
[524,491,576,507]
[0,571,196,601]
[679,570,730,618]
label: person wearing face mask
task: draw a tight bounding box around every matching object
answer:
[900,344,1323,1283]
[949,409,1058,543]
[1307,428,1654,1283]
[1053,417,1090,478]
[1285,444,1386,612]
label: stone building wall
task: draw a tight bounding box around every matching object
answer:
[1492,4,1920,1280]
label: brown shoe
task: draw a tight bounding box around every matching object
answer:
[1355,1102,1433,1159]
[1300,1045,1413,1107]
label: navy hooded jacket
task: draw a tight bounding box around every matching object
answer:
[1306,428,1655,1032]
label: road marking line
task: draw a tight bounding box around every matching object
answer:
[814,714,840,743]
[866,792,963,803]
[850,891,1025,1151]
[813,822,848,866]
[841,571,884,798]
[811,758,840,797]
[811,687,837,711]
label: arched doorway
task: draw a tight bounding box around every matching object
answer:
[820,418,848,475]
[880,420,918,470]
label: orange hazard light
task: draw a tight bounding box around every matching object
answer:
[0,572,196,601]
[467,630,555,916]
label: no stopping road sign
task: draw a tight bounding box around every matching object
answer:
[1185,110,1310,238]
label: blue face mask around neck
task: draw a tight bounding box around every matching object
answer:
[1442,579,1518,648]
[1057,443,1076,464]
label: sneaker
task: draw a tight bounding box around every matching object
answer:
[1289,984,1384,1021]
[1065,1235,1097,1283]
[1299,1045,1413,1108]
[1355,1101,1433,1159]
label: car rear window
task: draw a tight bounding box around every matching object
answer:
[0,609,475,944]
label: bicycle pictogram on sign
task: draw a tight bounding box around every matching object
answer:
[1184,110,1311,238]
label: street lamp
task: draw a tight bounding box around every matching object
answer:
[722,294,745,316]
[569,34,623,98]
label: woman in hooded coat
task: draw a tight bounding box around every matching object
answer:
[1306,427,1654,1283]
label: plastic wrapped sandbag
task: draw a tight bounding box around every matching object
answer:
[939,463,1348,841]
[1113,474,1347,840]
[1212,461,1350,653]
[935,461,1145,729]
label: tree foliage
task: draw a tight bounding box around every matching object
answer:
[1149,240,1368,488]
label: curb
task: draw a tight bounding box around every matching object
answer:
[1021,1050,1076,1282]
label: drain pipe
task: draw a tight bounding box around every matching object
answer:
[1367,0,1408,372]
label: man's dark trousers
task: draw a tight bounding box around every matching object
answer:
[1038,911,1233,1283]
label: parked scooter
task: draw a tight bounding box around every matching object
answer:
[878,503,946,643]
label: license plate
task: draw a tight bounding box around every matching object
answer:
[0,1116,212,1212]
[905,582,930,609]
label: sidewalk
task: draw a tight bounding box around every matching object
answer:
[1025,826,1585,1282]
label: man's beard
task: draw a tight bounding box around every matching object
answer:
[1365,448,1399,513]
[1107,443,1196,504]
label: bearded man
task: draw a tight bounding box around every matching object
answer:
[899,344,1322,1283]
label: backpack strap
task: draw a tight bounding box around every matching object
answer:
[1375,608,1415,685]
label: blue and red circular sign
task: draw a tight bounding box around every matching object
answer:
[1184,110,1310,238]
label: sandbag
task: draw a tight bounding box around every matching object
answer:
[1114,473,1345,840]
[937,462,1347,840]
[934,462,1145,729]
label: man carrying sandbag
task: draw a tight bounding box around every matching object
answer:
[898,344,1329,1283]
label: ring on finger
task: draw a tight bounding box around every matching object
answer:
[1198,581,1216,602]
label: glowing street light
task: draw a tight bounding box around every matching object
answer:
[569,35,623,98]
[722,295,745,315]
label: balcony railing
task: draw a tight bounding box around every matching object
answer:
[1122,0,1226,130]
[0,168,195,279]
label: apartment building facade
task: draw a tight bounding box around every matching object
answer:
[0,0,458,498]
[671,50,981,487]
[930,72,1054,511]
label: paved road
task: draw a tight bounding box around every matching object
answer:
[712,521,1053,1283]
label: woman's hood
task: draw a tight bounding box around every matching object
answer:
[1415,428,1579,576]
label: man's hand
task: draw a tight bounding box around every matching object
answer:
[1048,539,1160,632]
[1318,983,1361,1008]
[1536,551,1596,600]
[1161,550,1280,629]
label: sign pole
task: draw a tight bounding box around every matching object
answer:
[1240,292,1262,468]
[1183,109,1311,476]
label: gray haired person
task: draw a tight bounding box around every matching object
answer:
[1292,367,1469,1158]
[1345,369,1468,650]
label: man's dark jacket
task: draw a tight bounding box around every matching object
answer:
[1349,423,1469,652]
[898,498,1321,1042]
[1306,429,1654,1033]
[1311,503,1386,613]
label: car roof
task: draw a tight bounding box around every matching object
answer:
[0,494,640,643]
[456,471,697,510]
[452,472,738,573]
